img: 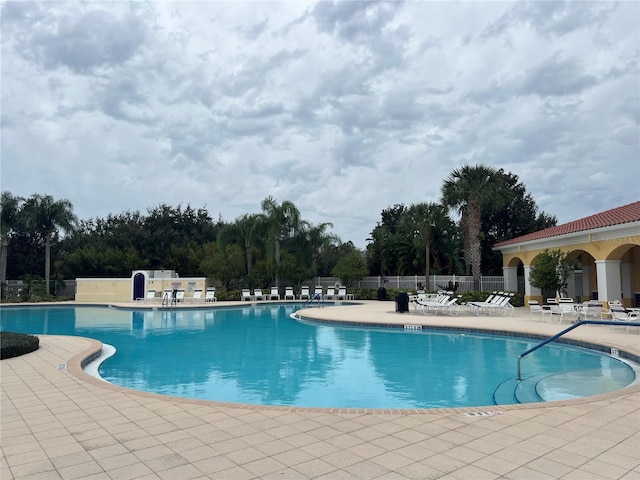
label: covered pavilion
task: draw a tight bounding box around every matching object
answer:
[494,201,640,308]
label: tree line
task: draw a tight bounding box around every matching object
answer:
[1,165,556,295]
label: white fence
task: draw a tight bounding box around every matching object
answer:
[313,275,506,292]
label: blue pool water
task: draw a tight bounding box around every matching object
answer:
[1,304,635,409]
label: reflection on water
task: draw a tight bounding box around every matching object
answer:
[1,305,635,408]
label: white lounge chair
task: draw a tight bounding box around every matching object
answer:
[284,287,295,300]
[241,289,253,301]
[143,289,157,303]
[190,289,203,303]
[176,289,185,303]
[325,287,335,300]
[205,288,217,302]
[313,286,323,299]
[336,287,347,300]
[610,306,639,333]
[468,292,504,315]
[269,287,280,300]
[254,288,266,301]
[435,295,462,316]
[299,286,310,300]
[488,293,515,316]
[415,292,452,315]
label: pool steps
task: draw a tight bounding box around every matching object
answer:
[493,375,546,405]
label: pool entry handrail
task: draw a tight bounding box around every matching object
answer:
[517,320,640,380]
[301,293,325,308]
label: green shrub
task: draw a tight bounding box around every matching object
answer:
[1,332,40,359]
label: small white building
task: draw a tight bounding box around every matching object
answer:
[75,270,210,303]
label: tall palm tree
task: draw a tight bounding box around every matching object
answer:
[0,191,23,284]
[441,165,511,290]
[21,194,77,294]
[236,213,261,276]
[260,196,302,287]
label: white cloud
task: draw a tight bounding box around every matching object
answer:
[2,1,638,249]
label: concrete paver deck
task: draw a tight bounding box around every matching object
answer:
[1,301,639,479]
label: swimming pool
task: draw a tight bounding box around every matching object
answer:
[1,304,636,409]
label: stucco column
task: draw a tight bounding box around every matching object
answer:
[503,266,518,292]
[523,265,540,297]
[621,262,632,302]
[565,270,576,299]
[595,260,622,303]
[581,267,591,299]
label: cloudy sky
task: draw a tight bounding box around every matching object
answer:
[2,1,638,248]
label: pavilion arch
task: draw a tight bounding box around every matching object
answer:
[493,201,640,308]
[502,256,526,302]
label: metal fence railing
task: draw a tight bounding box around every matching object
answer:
[312,275,506,292]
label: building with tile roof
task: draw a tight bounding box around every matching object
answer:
[493,201,640,307]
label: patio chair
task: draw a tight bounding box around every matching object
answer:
[416,293,452,315]
[269,287,280,300]
[254,288,266,301]
[436,295,462,316]
[190,289,203,303]
[299,286,310,300]
[550,302,577,324]
[205,288,217,302]
[313,286,323,298]
[143,289,157,303]
[610,306,639,333]
[176,289,185,303]
[577,301,602,321]
[336,287,347,300]
[528,300,543,321]
[325,287,335,300]
[488,294,515,316]
[241,289,253,301]
[284,287,295,300]
[468,292,506,315]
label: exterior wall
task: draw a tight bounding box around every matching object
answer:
[497,223,640,307]
[76,277,209,303]
[76,279,132,303]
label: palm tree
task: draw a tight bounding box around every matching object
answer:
[441,165,511,290]
[260,196,302,287]
[402,202,451,291]
[219,213,262,276]
[0,191,23,284]
[304,221,337,276]
[21,194,77,294]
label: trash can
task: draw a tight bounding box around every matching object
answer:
[377,287,387,301]
[395,292,409,313]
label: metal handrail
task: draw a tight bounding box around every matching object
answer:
[517,320,640,380]
[301,293,325,308]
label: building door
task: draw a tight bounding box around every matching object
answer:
[133,273,145,301]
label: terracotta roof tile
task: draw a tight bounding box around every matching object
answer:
[494,201,640,247]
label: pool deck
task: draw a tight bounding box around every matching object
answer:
[1,301,639,479]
